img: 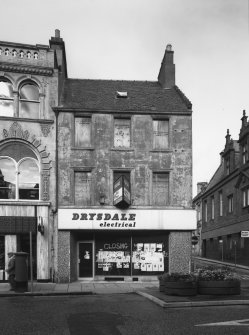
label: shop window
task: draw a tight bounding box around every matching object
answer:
[152,172,169,206]
[0,236,4,281]
[228,194,234,213]
[153,120,169,150]
[114,118,130,148]
[74,117,91,147]
[74,171,91,206]
[219,191,223,216]
[0,144,40,201]
[19,82,40,119]
[0,78,14,117]
[113,171,131,208]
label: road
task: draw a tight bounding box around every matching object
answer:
[0,294,249,334]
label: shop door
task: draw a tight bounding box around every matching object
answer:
[78,242,93,278]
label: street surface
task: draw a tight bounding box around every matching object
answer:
[0,294,249,334]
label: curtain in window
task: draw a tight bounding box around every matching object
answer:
[19,83,39,119]
[153,120,169,149]
[0,79,14,117]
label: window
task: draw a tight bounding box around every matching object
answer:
[242,187,249,207]
[0,78,14,117]
[211,196,214,220]
[204,200,207,222]
[114,118,130,148]
[153,120,169,150]
[242,144,248,164]
[228,194,234,213]
[0,156,40,200]
[74,117,91,147]
[219,191,223,216]
[19,82,40,119]
[152,172,169,206]
[225,158,230,175]
[74,171,91,206]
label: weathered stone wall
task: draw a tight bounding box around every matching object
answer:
[168,232,191,273]
[57,231,70,283]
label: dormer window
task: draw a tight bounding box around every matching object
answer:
[116,91,127,98]
[225,157,230,175]
[242,144,248,164]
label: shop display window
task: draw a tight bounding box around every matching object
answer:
[95,236,131,276]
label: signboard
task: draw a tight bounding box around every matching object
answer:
[241,231,249,238]
[191,236,198,245]
[58,208,196,230]
[113,176,131,207]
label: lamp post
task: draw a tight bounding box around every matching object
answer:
[219,239,223,262]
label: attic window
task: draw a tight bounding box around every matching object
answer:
[116,91,127,98]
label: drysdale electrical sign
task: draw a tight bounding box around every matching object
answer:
[58,209,197,230]
[72,212,136,228]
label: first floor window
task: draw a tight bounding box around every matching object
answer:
[228,194,234,213]
[219,191,223,216]
[242,187,249,207]
[153,119,169,150]
[74,171,91,206]
[0,156,39,200]
[211,196,214,220]
[0,78,14,117]
[204,200,207,222]
[152,172,169,206]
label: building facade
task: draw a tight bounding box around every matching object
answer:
[56,45,196,282]
[193,112,249,267]
[0,30,66,281]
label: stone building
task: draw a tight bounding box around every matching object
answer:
[56,44,196,282]
[0,30,66,281]
[193,111,249,266]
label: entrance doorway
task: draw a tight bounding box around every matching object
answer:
[78,242,93,279]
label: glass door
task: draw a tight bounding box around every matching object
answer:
[78,242,93,278]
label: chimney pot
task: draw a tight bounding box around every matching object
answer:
[55,29,60,38]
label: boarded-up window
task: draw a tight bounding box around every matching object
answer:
[153,120,169,149]
[152,173,169,206]
[74,171,91,206]
[75,117,91,147]
[114,119,130,148]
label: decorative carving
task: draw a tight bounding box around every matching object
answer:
[42,173,50,201]
[2,122,30,140]
[40,123,51,137]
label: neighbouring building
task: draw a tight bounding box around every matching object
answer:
[193,111,249,267]
[55,43,196,282]
[0,30,66,281]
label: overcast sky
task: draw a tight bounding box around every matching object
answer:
[1,0,248,196]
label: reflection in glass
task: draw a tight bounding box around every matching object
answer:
[0,80,14,117]
[0,158,16,199]
[19,83,39,119]
[19,159,39,200]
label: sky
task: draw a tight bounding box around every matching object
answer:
[1,0,248,196]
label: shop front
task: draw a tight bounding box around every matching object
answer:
[58,208,196,282]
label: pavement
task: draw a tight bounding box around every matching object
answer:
[1,279,249,309]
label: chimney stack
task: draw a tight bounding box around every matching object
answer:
[158,44,175,89]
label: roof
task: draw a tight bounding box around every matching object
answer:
[58,79,192,112]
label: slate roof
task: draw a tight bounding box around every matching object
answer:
[59,79,192,113]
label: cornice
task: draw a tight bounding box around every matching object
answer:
[0,62,53,76]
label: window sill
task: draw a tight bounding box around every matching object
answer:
[111,147,135,152]
[71,146,95,151]
[0,200,51,206]
[150,149,172,153]
[0,116,54,123]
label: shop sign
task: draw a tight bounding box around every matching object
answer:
[58,208,196,230]
[113,176,131,206]
[241,231,249,238]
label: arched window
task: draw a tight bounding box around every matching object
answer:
[19,82,40,119]
[0,143,40,200]
[0,78,14,117]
